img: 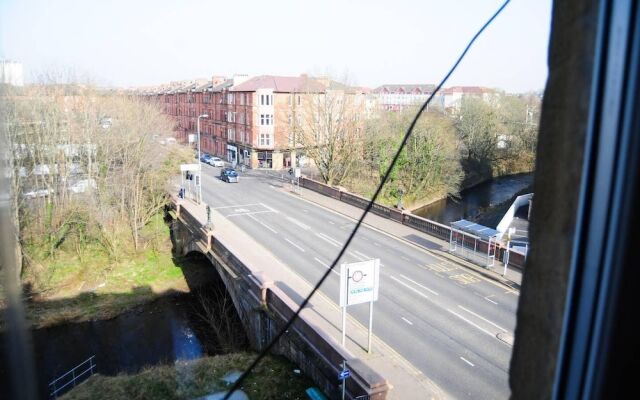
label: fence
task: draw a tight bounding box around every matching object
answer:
[300,177,525,271]
[49,355,96,398]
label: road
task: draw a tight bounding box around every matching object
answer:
[199,165,518,400]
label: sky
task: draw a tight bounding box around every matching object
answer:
[0,0,552,92]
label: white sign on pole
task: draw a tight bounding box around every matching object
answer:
[339,259,380,307]
[180,163,201,172]
[188,134,196,143]
[339,259,380,353]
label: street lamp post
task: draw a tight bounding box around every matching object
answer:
[197,114,209,204]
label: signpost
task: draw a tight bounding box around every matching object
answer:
[339,258,380,353]
[338,361,350,400]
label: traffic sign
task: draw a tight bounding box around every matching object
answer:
[338,369,350,380]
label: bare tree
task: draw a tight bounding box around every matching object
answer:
[294,79,365,186]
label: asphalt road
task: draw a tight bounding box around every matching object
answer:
[199,165,518,400]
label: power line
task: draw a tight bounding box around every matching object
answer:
[223,1,511,398]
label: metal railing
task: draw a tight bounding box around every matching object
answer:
[49,355,96,398]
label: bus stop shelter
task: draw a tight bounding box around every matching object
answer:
[449,219,499,268]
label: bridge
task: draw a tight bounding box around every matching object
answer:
[169,166,521,399]
[168,197,393,399]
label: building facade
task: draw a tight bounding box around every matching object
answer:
[142,74,367,171]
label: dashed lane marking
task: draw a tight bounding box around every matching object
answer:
[354,250,371,260]
[313,257,339,276]
[460,357,475,367]
[286,216,310,230]
[247,214,277,234]
[447,309,495,337]
[484,295,499,305]
[458,305,508,332]
[284,238,306,252]
[389,275,431,301]
[401,317,414,325]
[316,232,341,247]
[399,274,439,295]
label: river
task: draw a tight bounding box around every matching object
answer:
[0,261,249,399]
[412,173,534,227]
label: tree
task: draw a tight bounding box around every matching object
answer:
[363,108,463,207]
[2,82,188,280]
[294,80,365,186]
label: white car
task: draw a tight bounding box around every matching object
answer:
[208,157,225,167]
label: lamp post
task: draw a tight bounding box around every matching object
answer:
[197,113,209,204]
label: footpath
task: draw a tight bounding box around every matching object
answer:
[261,172,523,291]
[178,196,446,400]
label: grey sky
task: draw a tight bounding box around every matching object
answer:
[1,0,551,92]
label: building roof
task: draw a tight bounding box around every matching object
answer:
[230,75,325,93]
[372,84,436,95]
[451,219,499,240]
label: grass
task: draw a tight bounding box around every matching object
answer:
[60,353,317,400]
[13,213,196,329]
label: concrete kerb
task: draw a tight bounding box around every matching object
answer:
[272,180,522,293]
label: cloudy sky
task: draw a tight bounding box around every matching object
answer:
[1,0,551,92]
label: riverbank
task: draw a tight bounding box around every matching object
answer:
[2,213,203,330]
[409,170,535,214]
[60,353,314,400]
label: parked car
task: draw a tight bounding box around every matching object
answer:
[200,154,213,164]
[220,167,239,183]
[208,157,225,167]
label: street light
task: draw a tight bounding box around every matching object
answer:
[197,113,209,204]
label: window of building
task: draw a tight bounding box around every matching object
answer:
[260,94,273,106]
[259,133,272,146]
[227,128,235,141]
[260,114,273,126]
[227,93,234,104]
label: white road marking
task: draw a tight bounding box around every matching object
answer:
[314,257,339,276]
[316,232,341,247]
[303,209,309,213]
[227,210,275,217]
[460,357,475,367]
[374,242,381,246]
[399,274,439,295]
[247,214,277,234]
[213,203,261,209]
[389,275,430,301]
[328,220,335,225]
[458,305,508,332]
[286,216,310,230]
[401,255,410,261]
[484,296,499,305]
[234,208,250,213]
[284,238,305,252]
[349,251,366,261]
[354,250,371,260]
[261,203,279,213]
[447,309,495,337]
[401,317,414,325]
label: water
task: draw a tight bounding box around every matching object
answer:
[413,173,534,227]
[1,287,245,399]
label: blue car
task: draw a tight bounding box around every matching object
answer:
[220,167,239,183]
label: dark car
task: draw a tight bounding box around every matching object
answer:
[220,167,239,183]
